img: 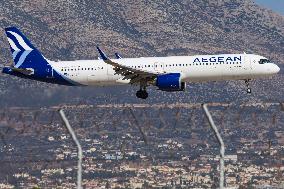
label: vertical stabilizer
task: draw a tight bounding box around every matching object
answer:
[5,27,48,69]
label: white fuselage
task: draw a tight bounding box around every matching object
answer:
[49,54,279,86]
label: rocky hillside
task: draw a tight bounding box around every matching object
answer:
[0,0,283,107]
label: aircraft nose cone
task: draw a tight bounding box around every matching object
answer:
[268,63,280,74]
[273,64,280,74]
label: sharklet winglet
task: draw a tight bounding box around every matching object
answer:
[96,47,109,61]
[115,53,122,59]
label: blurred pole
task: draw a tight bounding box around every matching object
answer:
[59,109,83,189]
[202,104,225,189]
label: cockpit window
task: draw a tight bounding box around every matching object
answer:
[259,59,270,64]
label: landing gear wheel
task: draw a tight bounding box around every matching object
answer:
[245,79,252,94]
[136,90,142,98]
[247,88,252,94]
[136,90,148,99]
[141,91,148,99]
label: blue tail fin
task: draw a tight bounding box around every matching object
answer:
[3,27,81,86]
[5,27,47,69]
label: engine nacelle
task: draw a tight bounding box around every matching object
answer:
[156,73,186,92]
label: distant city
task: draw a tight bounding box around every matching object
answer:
[0,103,283,188]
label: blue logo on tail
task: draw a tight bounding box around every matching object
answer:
[4,27,51,78]
[3,27,82,86]
[5,27,36,68]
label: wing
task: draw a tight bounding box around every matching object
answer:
[97,47,161,85]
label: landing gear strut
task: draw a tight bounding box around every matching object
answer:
[136,86,148,99]
[245,79,252,94]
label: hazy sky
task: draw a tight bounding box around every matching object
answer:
[254,0,284,15]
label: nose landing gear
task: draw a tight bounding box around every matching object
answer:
[245,79,252,94]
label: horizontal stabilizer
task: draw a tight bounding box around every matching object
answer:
[11,67,34,75]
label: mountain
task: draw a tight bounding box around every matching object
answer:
[0,0,283,107]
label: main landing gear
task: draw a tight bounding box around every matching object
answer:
[136,86,149,99]
[245,79,252,94]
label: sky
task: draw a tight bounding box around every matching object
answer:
[254,0,284,15]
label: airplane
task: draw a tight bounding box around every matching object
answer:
[2,27,280,99]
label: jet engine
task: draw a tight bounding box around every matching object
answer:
[155,73,186,92]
